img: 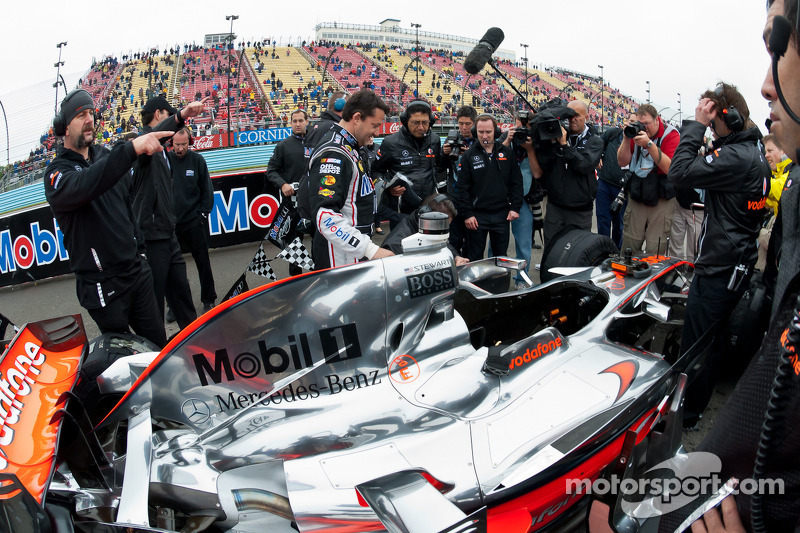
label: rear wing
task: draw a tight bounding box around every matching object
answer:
[0,315,86,506]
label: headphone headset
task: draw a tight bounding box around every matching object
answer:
[471,114,501,140]
[53,89,94,136]
[400,100,436,129]
[713,84,744,132]
[418,193,451,215]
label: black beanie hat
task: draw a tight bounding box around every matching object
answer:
[60,89,95,125]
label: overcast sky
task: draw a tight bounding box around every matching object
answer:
[0,0,772,163]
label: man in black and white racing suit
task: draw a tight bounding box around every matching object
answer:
[307,89,394,269]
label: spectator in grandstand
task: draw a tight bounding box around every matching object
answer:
[267,109,310,275]
[456,114,523,261]
[131,95,206,330]
[529,100,603,243]
[167,126,217,319]
[616,105,680,254]
[443,105,477,257]
[372,100,446,223]
[44,89,177,348]
[307,89,393,269]
[668,82,768,431]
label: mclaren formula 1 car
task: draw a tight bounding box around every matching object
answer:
[0,215,713,533]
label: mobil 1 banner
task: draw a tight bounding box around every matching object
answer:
[0,173,283,287]
[0,205,70,286]
[206,172,282,248]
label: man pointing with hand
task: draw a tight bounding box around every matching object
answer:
[44,89,201,348]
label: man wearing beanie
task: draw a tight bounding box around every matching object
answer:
[131,95,208,330]
[44,89,186,348]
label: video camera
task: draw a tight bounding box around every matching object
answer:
[445,129,468,160]
[528,98,576,146]
[513,110,533,143]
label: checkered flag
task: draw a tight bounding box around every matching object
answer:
[247,243,277,280]
[277,237,315,271]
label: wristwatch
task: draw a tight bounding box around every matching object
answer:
[646,140,654,148]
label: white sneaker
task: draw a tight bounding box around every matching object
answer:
[534,263,541,271]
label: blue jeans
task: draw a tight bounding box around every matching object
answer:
[511,203,533,283]
[595,179,626,249]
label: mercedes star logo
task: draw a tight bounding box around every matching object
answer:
[181,398,211,425]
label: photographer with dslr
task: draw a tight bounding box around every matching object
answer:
[373,99,446,224]
[616,105,680,254]
[667,82,768,430]
[501,110,539,287]
[595,117,633,249]
[456,114,523,261]
[529,100,603,243]
[442,105,477,257]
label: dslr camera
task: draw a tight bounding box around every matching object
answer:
[624,121,646,139]
[513,110,533,143]
[445,129,467,159]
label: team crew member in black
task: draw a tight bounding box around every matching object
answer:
[303,91,345,156]
[667,82,769,429]
[372,99,447,222]
[307,89,394,269]
[456,114,523,261]
[268,109,310,275]
[168,126,217,312]
[44,89,175,348]
[442,105,477,257]
[529,100,604,243]
[132,95,207,329]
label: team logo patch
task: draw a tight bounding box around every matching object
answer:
[322,175,336,186]
[402,150,410,157]
[186,170,195,176]
[357,161,364,172]
[321,158,341,164]
[74,165,82,171]
[473,155,481,162]
[49,171,62,188]
[319,163,341,174]
[318,188,335,197]
[361,175,375,196]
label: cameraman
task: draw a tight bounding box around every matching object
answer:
[502,110,539,288]
[667,82,768,430]
[442,105,477,257]
[529,100,603,243]
[616,104,680,254]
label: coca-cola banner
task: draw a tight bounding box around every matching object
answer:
[192,134,230,151]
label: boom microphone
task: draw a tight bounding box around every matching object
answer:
[464,27,505,75]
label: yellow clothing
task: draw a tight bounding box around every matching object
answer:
[767,157,793,214]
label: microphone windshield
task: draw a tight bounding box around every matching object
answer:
[464,28,505,75]
[770,15,792,58]
[480,27,505,51]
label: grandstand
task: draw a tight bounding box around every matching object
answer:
[2,22,651,190]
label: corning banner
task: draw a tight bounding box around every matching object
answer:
[0,173,281,287]
[236,128,292,146]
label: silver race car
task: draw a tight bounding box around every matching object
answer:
[0,214,709,533]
